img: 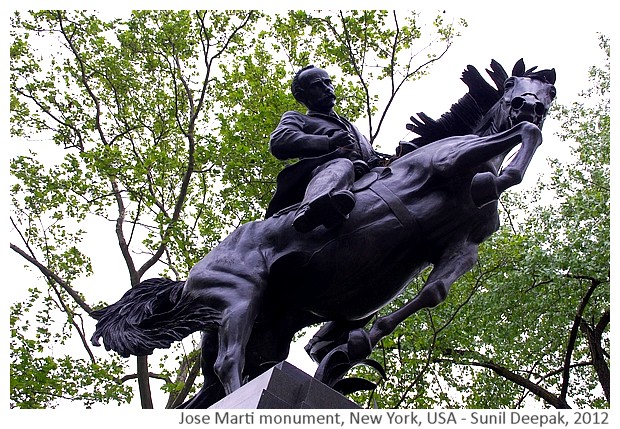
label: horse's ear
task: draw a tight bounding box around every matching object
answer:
[512,58,526,76]
[486,59,508,91]
[546,68,557,84]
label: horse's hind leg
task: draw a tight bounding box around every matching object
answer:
[213,294,263,394]
[176,330,225,408]
[184,242,267,397]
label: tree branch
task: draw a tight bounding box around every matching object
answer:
[371,41,451,144]
[136,12,256,279]
[579,310,610,403]
[119,371,172,384]
[110,178,139,286]
[437,353,570,408]
[10,237,98,362]
[10,242,93,314]
[166,351,202,408]
[47,278,97,362]
[559,276,601,401]
[57,11,109,147]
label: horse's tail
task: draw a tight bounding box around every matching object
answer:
[90,277,220,357]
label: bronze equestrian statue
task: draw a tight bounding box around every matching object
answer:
[91,59,556,408]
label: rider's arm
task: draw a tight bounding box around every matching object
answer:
[269,111,333,160]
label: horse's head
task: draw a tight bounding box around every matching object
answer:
[405,59,556,145]
[497,60,556,130]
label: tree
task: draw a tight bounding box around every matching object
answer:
[353,35,609,409]
[9,9,461,408]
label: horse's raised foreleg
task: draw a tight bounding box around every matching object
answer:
[367,240,479,348]
[434,121,542,180]
[470,122,543,207]
[494,121,543,191]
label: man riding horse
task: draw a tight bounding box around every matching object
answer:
[266,65,388,232]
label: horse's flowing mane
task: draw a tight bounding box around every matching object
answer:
[406,59,556,146]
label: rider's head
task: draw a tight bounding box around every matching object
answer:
[292,65,336,114]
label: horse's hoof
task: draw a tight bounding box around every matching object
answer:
[346,328,372,361]
[313,329,386,395]
[305,338,335,363]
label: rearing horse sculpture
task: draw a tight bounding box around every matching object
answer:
[91,59,556,408]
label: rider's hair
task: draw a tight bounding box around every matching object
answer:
[291,65,316,104]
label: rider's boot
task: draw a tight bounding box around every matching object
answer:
[293,189,355,233]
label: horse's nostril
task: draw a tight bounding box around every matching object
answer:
[535,102,545,116]
[512,97,545,117]
[511,97,525,109]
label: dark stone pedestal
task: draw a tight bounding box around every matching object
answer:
[208,361,360,409]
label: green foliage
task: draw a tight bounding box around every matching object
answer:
[10,290,132,408]
[272,10,464,142]
[354,35,610,409]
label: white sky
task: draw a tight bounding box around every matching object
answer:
[4,0,615,414]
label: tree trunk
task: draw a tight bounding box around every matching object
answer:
[137,356,153,408]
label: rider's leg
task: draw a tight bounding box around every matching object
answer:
[293,158,356,232]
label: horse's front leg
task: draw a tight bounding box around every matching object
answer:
[471,122,543,207]
[367,240,479,348]
[305,315,375,363]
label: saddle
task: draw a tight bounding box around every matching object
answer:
[273,166,417,235]
[351,166,392,192]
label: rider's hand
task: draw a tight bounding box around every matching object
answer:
[328,130,356,150]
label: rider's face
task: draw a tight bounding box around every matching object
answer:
[298,68,336,113]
